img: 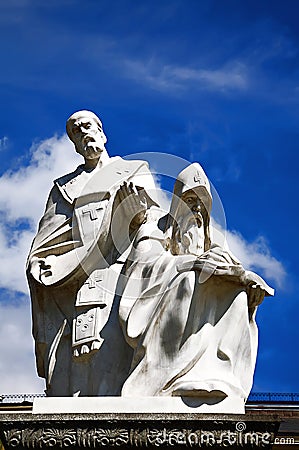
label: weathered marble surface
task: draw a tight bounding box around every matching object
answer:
[27,111,274,411]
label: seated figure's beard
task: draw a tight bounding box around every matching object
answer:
[171,217,205,257]
[179,223,205,256]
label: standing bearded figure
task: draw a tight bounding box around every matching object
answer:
[27,110,159,396]
[119,163,273,411]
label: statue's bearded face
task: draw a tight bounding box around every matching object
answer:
[69,116,107,160]
[173,190,205,256]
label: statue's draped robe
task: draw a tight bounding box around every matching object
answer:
[119,223,269,400]
[27,157,158,396]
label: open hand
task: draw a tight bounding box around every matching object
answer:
[118,182,147,227]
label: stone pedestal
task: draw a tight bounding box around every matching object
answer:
[32,396,245,414]
[0,410,279,449]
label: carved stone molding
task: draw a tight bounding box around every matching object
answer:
[0,413,280,449]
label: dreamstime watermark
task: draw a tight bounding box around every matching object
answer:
[274,436,296,446]
[145,423,276,447]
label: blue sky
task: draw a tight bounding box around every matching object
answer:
[0,0,298,395]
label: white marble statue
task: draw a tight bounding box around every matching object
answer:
[27,113,273,408]
[119,163,274,406]
[27,110,159,396]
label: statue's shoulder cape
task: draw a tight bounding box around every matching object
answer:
[54,158,150,204]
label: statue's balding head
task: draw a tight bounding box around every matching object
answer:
[66,110,107,162]
[66,110,104,141]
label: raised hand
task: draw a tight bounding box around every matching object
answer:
[117,182,148,228]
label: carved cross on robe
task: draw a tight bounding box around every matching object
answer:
[82,205,103,221]
[84,275,103,290]
[194,173,201,184]
[76,274,107,307]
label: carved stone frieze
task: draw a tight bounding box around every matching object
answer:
[2,426,277,448]
[0,413,279,449]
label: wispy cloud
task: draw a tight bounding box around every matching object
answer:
[0,135,81,224]
[123,58,249,93]
[171,64,248,90]
[222,228,285,288]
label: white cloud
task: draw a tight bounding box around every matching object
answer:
[213,225,285,288]
[0,135,82,294]
[124,59,249,93]
[151,175,171,212]
[0,134,82,394]
[0,135,82,225]
[0,300,45,394]
[227,231,285,288]
[0,226,34,293]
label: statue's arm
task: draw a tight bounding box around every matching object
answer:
[27,185,79,285]
[176,245,274,310]
[27,186,58,272]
